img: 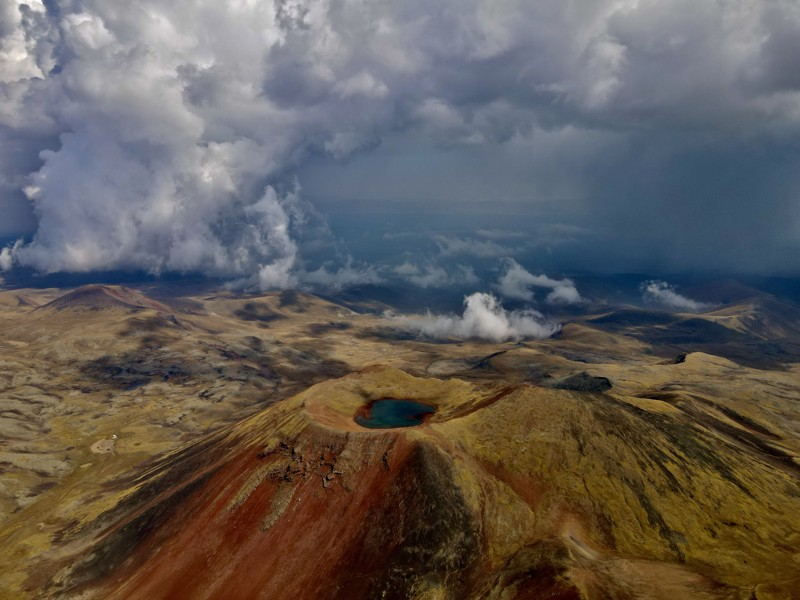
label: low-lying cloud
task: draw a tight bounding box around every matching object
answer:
[391,292,560,342]
[393,262,479,289]
[641,280,714,312]
[476,229,526,241]
[300,262,383,292]
[0,248,13,272]
[495,259,582,305]
[435,236,513,259]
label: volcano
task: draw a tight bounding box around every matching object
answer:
[44,366,800,599]
[1,285,799,599]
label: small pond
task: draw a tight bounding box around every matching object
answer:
[355,399,436,429]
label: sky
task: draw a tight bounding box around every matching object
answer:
[1,0,799,290]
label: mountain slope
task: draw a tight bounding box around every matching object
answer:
[44,366,800,600]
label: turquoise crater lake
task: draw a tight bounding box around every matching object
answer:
[355,399,436,429]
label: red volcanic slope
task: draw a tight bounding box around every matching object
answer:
[57,397,585,600]
[49,367,799,600]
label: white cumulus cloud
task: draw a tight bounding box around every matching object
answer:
[0,240,22,272]
[0,247,14,272]
[390,292,560,342]
[495,259,582,305]
[640,280,714,312]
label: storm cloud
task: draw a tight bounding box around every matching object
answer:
[1,0,799,283]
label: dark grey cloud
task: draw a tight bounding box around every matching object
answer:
[0,0,798,284]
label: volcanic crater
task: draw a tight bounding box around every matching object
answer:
[354,399,437,429]
[303,365,508,433]
[56,363,800,599]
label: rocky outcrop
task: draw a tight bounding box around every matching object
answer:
[550,371,612,392]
